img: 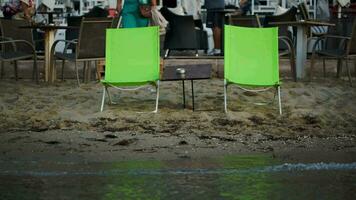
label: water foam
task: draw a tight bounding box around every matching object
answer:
[1,162,356,177]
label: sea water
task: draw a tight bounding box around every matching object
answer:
[0,155,355,199]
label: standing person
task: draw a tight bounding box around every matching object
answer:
[117,0,157,28]
[1,0,34,21]
[205,0,225,55]
[14,0,35,21]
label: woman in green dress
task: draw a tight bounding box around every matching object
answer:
[117,0,157,28]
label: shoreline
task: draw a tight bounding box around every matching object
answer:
[1,60,356,163]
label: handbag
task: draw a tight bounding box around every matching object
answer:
[139,4,152,18]
[139,0,152,18]
[151,8,169,35]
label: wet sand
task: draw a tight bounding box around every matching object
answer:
[0,59,355,163]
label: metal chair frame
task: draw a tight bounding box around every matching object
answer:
[51,18,113,86]
[310,20,356,86]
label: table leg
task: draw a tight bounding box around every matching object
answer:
[191,80,195,111]
[295,26,308,79]
[182,80,186,108]
[45,29,56,82]
[48,13,54,24]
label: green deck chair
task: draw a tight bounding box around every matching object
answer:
[224,25,282,115]
[100,26,160,112]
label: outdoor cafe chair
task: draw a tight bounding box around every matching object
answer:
[51,17,113,86]
[310,19,356,86]
[227,14,262,28]
[264,6,298,81]
[0,19,38,82]
[100,26,160,113]
[160,7,207,58]
[224,25,282,115]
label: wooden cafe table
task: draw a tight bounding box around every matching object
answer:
[20,25,78,83]
[270,20,335,80]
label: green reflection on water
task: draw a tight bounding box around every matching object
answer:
[103,155,277,199]
[218,155,277,200]
[104,160,165,200]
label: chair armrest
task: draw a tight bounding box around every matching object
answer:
[33,39,44,43]
[0,39,36,54]
[51,39,78,54]
[278,36,295,55]
[0,36,13,41]
[311,35,350,54]
[51,39,78,59]
[52,39,78,48]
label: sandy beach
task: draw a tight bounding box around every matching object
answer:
[0,59,356,163]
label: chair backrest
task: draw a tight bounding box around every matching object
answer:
[0,18,34,54]
[160,7,198,50]
[347,19,356,55]
[66,16,82,41]
[298,2,310,20]
[263,6,298,27]
[229,15,262,28]
[264,7,297,50]
[224,25,279,86]
[111,16,120,28]
[320,17,355,51]
[76,17,113,59]
[105,26,160,84]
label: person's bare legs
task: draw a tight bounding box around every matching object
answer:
[213,27,221,49]
[213,27,221,55]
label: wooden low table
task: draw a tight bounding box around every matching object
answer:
[162,64,212,111]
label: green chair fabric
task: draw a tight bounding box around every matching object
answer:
[225,25,280,86]
[224,25,282,114]
[100,26,160,112]
[102,26,160,85]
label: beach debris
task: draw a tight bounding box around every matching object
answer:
[133,148,157,153]
[211,118,241,127]
[248,116,264,125]
[44,141,60,145]
[178,140,188,145]
[104,134,118,139]
[243,91,258,96]
[113,138,138,146]
[198,135,237,142]
[303,114,321,125]
[86,138,108,142]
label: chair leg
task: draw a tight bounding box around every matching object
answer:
[100,86,106,112]
[82,61,87,83]
[164,49,170,58]
[1,61,4,79]
[224,79,228,113]
[61,60,65,81]
[309,52,317,81]
[322,58,326,77]
[74,61,80,87]
[284,39,296,81]
[277,86,282,115]
[354,58,356,77]
[345,59,353,87]
[337,59,342,78]
[289,51,296,82]
[106,87,115,105]
[14,61,18,81]
[33,56,39,84]
[153,80,160,113]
